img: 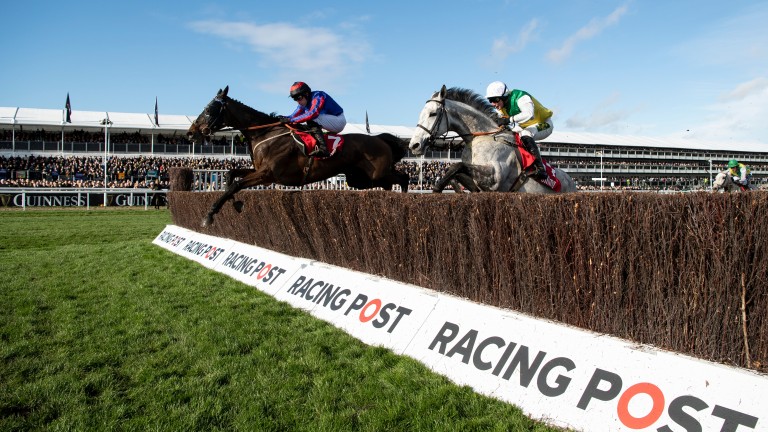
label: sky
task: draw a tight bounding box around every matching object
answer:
[2,0,767,147]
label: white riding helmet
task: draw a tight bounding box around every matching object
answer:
[486,81,509,99]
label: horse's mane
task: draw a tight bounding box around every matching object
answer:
[224,95,280,124]
[441,87,498,119]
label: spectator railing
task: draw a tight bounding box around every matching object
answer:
[191,169,356,192]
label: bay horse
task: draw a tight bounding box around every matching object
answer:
[187,86,410,226]
[409,85,577,193]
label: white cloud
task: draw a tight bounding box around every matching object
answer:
[490,19,539,59]
[188,20,371,92]
[660,5,768,145]
[718,77,768,102]
[674,77,768,144]
[547,4,629,63]
[564,91,647,134]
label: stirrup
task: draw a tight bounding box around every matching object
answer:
[527,165,546,180]
[309,146,329,158]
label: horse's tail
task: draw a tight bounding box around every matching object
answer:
[377,133,409,163]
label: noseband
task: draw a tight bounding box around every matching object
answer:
[416,98,449,144]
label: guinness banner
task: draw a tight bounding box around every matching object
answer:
[0,190,166,208]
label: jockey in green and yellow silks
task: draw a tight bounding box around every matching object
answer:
[486,81,553,180]
[727,159,751,187]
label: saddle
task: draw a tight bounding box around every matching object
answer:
[291,130,344,158]
[501,135,562,192]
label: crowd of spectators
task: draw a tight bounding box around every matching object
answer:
[0,153,762,191]
[0,154,674,192]
[0,154,458,190]
[396,160,453,190]
[0,155,252,189]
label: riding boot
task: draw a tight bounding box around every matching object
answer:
[521,136,546,180]
[305,121,329,158]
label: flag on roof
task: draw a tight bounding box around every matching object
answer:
[365,110,370,134]
[65,93,72,123]
[154,97,159,127]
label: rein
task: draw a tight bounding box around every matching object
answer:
[471,128,504,137]
[245,122,315,189]
[253,131,292,150]
[241,119,297,150]
[417,98,504,142]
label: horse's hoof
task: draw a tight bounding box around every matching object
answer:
[431,188,443,194]
[202,216,213,227]
[233,201,244,213]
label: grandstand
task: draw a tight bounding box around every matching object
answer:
[2,105,767,191]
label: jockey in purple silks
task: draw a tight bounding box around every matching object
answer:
[280,82,346,157]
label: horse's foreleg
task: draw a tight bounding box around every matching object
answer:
[393,170,410,193]
[205,169,276,226]
[433,162,467,193]
[454,173,480,192]
[201,169,257,226]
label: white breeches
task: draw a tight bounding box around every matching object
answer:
[315,112,347,133]
[513,118,554,141]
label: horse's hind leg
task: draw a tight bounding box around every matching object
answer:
[204,183,240,226]
[224,169,257,213]
[226,168,256,187]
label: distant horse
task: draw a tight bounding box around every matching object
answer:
[712,171,752,192]
[187,86,410,226]
[409,85,577,193]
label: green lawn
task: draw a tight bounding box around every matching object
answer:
[0,208,564,431]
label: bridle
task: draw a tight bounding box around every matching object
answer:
[415,97,505,148]
[415,98,448,147]
[202,96,227,134]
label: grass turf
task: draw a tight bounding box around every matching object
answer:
[0,208,564,431]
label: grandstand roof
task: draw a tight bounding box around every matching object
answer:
[0,106,414,139]
[1,106,766,154]
[0,106,195,133]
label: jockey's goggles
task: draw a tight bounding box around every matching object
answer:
[488,97,502,103]
[292,94,306,101]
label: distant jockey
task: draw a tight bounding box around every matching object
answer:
[279,82,346,158]
[485,81,553,180]
[727,159,752,188]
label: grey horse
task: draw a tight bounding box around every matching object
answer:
[712,170,753,192]
[409,85,577,193]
